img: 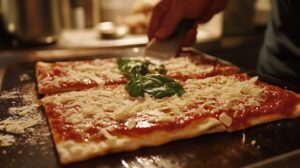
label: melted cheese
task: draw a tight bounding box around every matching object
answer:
[164,57,214,75]
[37,59,124,88]
[42,75,265,135]
[37,56,221,91]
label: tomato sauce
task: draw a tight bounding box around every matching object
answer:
[45,78,300,143]
[167,52,239,81]
[225,84,300,131]
[40,54,299,143]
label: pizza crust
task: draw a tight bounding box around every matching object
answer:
[56,117,225,164]
[249,95,300,129]
[50,93,300,164]
[226,94,300,132]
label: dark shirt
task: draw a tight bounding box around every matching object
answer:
[258,0,300,85]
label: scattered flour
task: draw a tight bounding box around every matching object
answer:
[0,91,19,99]
[0,134,16,146]
[0,84,47,147]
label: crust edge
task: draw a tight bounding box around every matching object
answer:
[56,117,225,164]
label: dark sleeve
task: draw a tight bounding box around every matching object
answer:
[258,0,300,84]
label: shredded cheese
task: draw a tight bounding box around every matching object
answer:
[100,129,116,139]
[125,119,137,129]
[37,59,124,88]
[164,57,214,76]
[42,75,265,135]
[37,56,227,92]
[219,113,233,127]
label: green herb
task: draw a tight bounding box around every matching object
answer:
[117,58,185,99]
[117,58,166,78]
[126,74,185,99]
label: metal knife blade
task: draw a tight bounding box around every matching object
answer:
[144,20,194,60]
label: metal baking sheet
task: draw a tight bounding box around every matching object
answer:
[1,50,300,168]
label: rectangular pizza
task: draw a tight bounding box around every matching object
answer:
[36,51,300,164]
[36,51,239,94]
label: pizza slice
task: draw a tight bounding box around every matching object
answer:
[36,51,239,94]
[163,51,239,80]
[36,58,127,94]
[40,74,300,164]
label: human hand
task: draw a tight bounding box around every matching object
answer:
[148,0,228,46]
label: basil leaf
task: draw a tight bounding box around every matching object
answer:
[117,58,166,77]
[117,58,131,69]
[143,74,185,98]
[126,75,144,97]
[126,74,185,99]
[118,58,185,99]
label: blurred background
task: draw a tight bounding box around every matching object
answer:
[0,0,272,70]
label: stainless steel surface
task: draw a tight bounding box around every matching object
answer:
[96,22,129,39]
[144,37,180,60]
[0,47,144,62]
[0,0,61,44]
[144,20,194,60]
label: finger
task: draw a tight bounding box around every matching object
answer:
[184,0,212,19]
[148,0,173,40]
[210,0,228,13]
[197,13,214,23]
[181,25,197,46]
[154,1,184,39]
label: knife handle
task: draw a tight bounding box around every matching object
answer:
[168,20,195,40]
[161,20,196,50]
[144,20,195,60]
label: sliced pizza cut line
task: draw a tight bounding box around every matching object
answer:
[40,74,300,164]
